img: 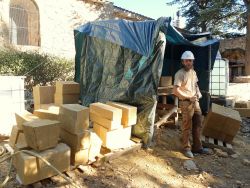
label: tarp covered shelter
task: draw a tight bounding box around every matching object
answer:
[74,17,220,146]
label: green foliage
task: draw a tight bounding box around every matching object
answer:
[167,0,246,34]
[0,49,74,91]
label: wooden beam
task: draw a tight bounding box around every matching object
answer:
[131,137,142,143]
[208,137,214,144]
[201,136,206,142]
[92,141,142,166]
[157,103,176,110]
[102,143,142,162]
[158,86,174,95]
[155,106,177,128]
[226,143,233,149]
[218,140,223,147]
[4,143,14,154]
[201,138,234,154]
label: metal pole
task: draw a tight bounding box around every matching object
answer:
[207,34,212,113]
[171,45,174,80]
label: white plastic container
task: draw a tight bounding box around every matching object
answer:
[0,76,25,135]
[210,58,229,96]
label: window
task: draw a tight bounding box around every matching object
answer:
[9,0,40,46]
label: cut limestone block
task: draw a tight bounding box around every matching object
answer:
[90,112,122,131]
[15,143,70,185]
[225,97,236,108]
[93,123,132,150]
[234,108,250,118]
[90,102,122,122]
[234,101,250,108]
[9,126,19,147]
[54,81,80,105]
[33,86,55,110]
[9,126,28,149]
[23,119,60,151]
[55,81,80,94]
[106,102,137,126]
[13,135,30,168]
[71,148,89,166]
[160,76,172,87]
[60,128,90,151]
[15,111,39,130]
[54,94,79,105]
[34,107,60,121]
[39,104,59,111]
[202,103,241,143]
[233,76,250,83]
[14,132,28,150]
[88,132,102,162]
[59,104,89,134]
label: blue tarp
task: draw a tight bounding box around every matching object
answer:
[165,25,219,47]
[75,17,219,56]
[75,17,170,58]
[74,17,220,145]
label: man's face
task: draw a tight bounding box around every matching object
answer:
[182,59,193,70]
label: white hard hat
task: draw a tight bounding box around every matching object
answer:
[181,51,195,60]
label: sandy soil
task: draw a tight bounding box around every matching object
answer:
[0,83,249,188]
[0,117,249,188]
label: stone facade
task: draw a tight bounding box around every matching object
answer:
[0,0,151,59]
[220,36,246,53]
[220,37,246,63]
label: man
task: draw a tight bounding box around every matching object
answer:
[173,51,209,158]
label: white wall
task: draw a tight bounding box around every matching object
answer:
[0,0,120,58]
[36,0,114,58]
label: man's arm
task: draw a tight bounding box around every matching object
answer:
[173,86,191,99]
[194,73,202,99]
[196,84,202,99]
[173,86,197,102]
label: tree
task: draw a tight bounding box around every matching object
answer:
[244,0,250,74]
[167,0,250,75]
[167,0,246,34]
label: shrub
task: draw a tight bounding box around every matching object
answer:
[0,49,74,91]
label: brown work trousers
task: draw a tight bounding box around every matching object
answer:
[179,100,202,152]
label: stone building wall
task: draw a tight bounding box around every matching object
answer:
[0,0,151,59]
[219,37,246,64]
[220,36,246,53]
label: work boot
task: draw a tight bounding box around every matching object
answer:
[184,150,194,158]
[192,148,210,155]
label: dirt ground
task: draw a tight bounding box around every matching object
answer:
[0,117,249,188]
[0,83,249,188]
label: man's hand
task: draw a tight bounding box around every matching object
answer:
[189,96,197,102]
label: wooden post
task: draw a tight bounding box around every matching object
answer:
[155,106,177,128]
